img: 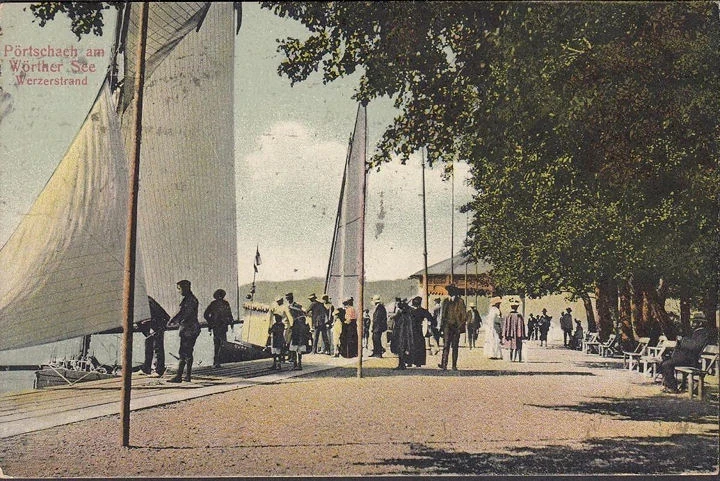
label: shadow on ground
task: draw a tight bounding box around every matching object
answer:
[306,366,596,379]
[527,395,719,424]
[354,433,719,475]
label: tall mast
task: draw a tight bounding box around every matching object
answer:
[357,103,367,379]
[450,162,455,285]
[421,147,429,309]
[120,1,149,448]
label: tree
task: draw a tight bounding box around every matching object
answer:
[263,2,719,337]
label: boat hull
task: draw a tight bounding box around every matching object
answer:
[34,367,118,389]
[218,339,272,363]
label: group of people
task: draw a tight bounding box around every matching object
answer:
[138,279,235,383]
[267,292,357,370]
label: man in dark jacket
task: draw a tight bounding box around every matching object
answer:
[203,288,234,368]
[370,295,387,358]
[438,285,467,371]
[660,311,714,393]
[167,279,200,383]
[138,296,169,376]
[307,293,330,354]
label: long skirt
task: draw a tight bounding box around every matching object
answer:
[483,325,503,359]
[340,320,358,358]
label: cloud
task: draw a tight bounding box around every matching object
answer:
[236,120,475,284]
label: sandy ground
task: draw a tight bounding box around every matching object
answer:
[0,330,717,477]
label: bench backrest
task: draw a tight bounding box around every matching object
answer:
[601,334,616,346]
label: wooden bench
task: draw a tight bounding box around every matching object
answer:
[583,332,600,354]
[622,337,650,371]
[641,338,676,380]
[599,334,620,357]
[675,344,719,400]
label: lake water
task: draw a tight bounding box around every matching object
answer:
[0,327,240,395]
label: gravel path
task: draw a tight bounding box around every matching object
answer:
[0,330,717,477]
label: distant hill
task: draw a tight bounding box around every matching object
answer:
[239,277,418,309]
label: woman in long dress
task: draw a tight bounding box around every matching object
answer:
[484,296,503,359]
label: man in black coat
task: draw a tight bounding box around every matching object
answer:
[307,293,330,354]
[138,296,169,376]
[167,279,200,383]
[660,311,714,393]
[203,289,234,368]
[370,295,387,358]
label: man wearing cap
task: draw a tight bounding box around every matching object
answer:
[560,307,573,347]
[467,303,481,349]
[659,311,714,393]
[503,298,526,362]
[167,280,200,383]
[307,293,330,355]
[321,294,335,355]
[203,288,234,368]
[438,285,467,370]
[370,295,387,358]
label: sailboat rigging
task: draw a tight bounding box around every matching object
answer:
[0,4,241,389]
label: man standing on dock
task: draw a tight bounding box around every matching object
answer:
[203,289,234,368]
[370,295,387,358]
[167,280,200,383]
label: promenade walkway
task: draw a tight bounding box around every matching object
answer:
[0,330,717,477]
[0,355,355,439]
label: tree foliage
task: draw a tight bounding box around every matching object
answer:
[26,2,121,40]
[263,2,719,329]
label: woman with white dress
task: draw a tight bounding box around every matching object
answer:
[483,296,503,359]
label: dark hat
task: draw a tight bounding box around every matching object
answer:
[213,289,226,300]
[542,308,547,313]
[575,319,581,324]
[177,279,191,289]
[308,293,317,300]
[285,292,294,298]
[321,294,331,301]
[411,296,422,305]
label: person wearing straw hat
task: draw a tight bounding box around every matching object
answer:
[370,294,387,358]
[484,296,503,359]
[659,311,713,393]
[503,298,526,362]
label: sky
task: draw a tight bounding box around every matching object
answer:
[0,2,474,286]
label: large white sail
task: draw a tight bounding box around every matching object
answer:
[119,2,212,112]
[0,84,151,351]
[325,104,367,306]
[123,3,239,314]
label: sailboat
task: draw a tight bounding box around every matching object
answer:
[229,103,367,363]
[0,3,240,387]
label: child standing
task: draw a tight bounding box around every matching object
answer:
[269,314,286,370]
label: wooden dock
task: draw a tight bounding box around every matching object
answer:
[0,355,354,439]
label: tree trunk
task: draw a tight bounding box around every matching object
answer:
[580,292,597,332]
[679,296,691,336]
[702,283,718,330]
[594,279,614,342]
[639,280,677,341]
[618,279,634,345]
[632,276,650,337]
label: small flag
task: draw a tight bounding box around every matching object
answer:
[253,264,258,273]
[255,246,262,266]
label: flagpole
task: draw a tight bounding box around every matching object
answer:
[120,0,148,448]
[450,162,455,285]
[357,103,367,379]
